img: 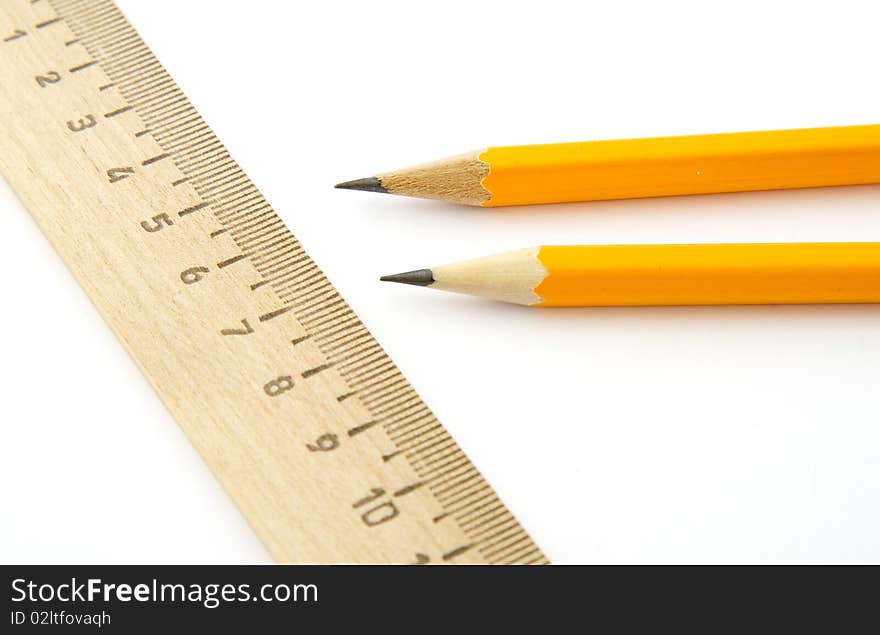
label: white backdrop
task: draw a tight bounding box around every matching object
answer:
[2,0,879,563]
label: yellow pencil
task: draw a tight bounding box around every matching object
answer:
[337,124,880,207]
[380,243,880,307]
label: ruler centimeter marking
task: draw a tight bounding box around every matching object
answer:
[0,0,547,564]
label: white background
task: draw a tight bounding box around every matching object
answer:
[2,0,879,563]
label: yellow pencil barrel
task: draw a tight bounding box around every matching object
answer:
[534,243,880,307]
[480,125,880,206]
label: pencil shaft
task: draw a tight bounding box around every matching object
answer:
[533,243,880,307]
[481,125,880,207]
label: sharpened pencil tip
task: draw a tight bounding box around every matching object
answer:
[380,269,435,287]
[335,177,388,194]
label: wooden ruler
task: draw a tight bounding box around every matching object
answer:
[0,0,547,564]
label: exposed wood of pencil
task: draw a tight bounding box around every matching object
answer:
[381,243,880,307]
[337,152,491,206]
[338,124,880,207]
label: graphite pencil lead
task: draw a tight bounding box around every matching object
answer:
[334,176,388,194]
[380,269,435,287]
